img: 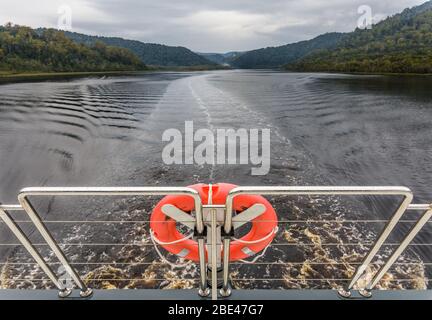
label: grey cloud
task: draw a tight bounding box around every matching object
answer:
[2,0,427,52]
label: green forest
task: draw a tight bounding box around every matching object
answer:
[230,33,344,69]
[64,31,217,67]
[287,2,432,73]
[0,23,146,74]
[2,0,432,75]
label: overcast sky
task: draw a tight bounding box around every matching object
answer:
[1,0,427,52]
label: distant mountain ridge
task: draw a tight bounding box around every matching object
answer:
[400,0,432,17]
[229,33,346,69]
[61,31,217,67]
[197,51,244,66]
[287,0,432,73]
[4,0,432,75]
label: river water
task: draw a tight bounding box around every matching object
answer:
[0,70,430,291]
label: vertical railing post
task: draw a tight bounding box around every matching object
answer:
[0,205,72,298]
[197,237,210,297]
[210,208,218,300]
[223,186,414,298]
[16,186,205,299]
[17,197,93,298]
[196,191,209,298]
[362,204,432,296]
[220,198,233,297]
[343,194,413,295]
[220,237,232,297]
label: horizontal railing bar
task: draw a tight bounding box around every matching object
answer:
[2,220,431,224]
[2,243,432,246]
[2,262,431,266]
[270,243,432,246]
[6,278,198,282]
[233,279,429,282]
[18,186,197,196]
[0,205,22,211]
[234,262,432,265]
[1,203,428,221]
[6,278,425,282]
[2,204,427,210]
[408,204,432,210]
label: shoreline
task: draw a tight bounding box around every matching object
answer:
[0,66,229,84]
[0,70,150,84]
[2,68,430,85]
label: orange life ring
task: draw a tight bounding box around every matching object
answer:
[150,183,278,262]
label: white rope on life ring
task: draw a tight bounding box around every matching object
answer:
[238,245,271,264]
[234,226,279,264]
[150,228,194,245]
[232,226,279,244]
[149,229,194,269]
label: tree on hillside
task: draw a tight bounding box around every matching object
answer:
[287,5,432,74]
[0,23,147,73]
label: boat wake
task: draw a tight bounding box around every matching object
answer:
[0,72,428,291]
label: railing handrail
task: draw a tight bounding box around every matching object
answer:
[2,186,206,298]
[223,186,414,296]
[0,185,431,300]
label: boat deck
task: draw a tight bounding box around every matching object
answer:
[1,289,431,300]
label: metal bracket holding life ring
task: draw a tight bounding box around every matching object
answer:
[149,183,279,262]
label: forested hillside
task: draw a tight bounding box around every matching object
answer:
[0,24,146,73]
[63,31,217,67]
[230,33,345,69]
[287,1,432,73]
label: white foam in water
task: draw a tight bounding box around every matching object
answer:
[0,71,429,290]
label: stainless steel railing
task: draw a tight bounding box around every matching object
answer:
[223,186,431,298]
[0,185,431,300]
[2,187,207,297]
